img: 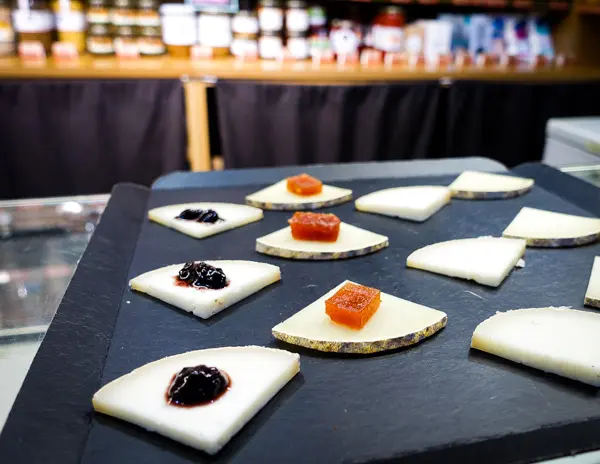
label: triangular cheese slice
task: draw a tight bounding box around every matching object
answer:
[471,307,600,387]
[130,260,280,319]
[256,223,388,260]
[407,237,526,287]
[93,346,300,455]
[355,186,451,222]
[272,280,447,354]
[245,179,352,211]
[148,203,263,239]
[449,171,534,199]
[585,256,600,309]
[503,207,600,247]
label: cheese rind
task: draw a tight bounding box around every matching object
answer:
[355,186,451,222]
[273,280,447,354]
[471,307,600,387]
[245,179,352,211]
[406,237,526,287]
[502,207,600,247]
[256,223,389,260]
[449,171,534,200]
[92,346,300,455]
[585,256,600,309]
[130,260,281,319]
[148,203,263,239]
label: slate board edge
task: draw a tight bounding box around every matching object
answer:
[0,183,150,464]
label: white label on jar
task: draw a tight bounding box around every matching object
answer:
[230,37,257,57]
[330,27,360,55]
[286,9,308,32]
[258,7,282,32]
[86,11,110,23]
[287,36,308,59]
[198,14,232,48]
[111,12,136,26]
[137,15,161,27]
[259,35,282,59]
[232,15,258,34]
[12,10,54,33]
[372,24,403,53]
[139,40,165,54]
[57,11,86,32]
[162,16,196,46]
[87,38,114,54]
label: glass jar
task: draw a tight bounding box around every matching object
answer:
[258,0,282,33]
[232,9,258,35]
[330,19,361,56]
[0,0,15,56]
[258,30,281,59]
[285,0,307,33]
[286,30,307,60]
[138,24,164,55]
[86,21,112,54]
[198,9,231,58]
[52,0,86,53]
[113,23,136,51]
[231,31,257,58]
[160,3,195,58]
[111,0,136,27]
[87,0,109,24]
[137,0,160,27]
[372,6,404,53]
[12,0,55,53]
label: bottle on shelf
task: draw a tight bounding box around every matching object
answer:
[0,0,15,56]
[12,0,55,54]
[52,0,86,53]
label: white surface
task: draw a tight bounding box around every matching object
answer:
[355,186,451,222]
[272,280,446,347]
[503,207,600,242]
[407,237,526,287]
[130,261,281,319]
[471,307,600,387]
[148,203,263,239]
[448,171,534,194]
[585,257,600,308]
[256,223,388,257]
[544,118,600,167]
[245,180,352,208]
[93,346,300,455]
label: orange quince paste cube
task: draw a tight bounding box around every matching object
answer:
[325,282,381,329]
[287,174,323,196]
[288,212,340,242]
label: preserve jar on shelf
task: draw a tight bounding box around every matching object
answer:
[259,30,281,59]
[198,8,231,57]
[86,0,109,25]
[160,3,196,58]
[330,19,361,57]
[286,30,308,60]
[113,24,137,53]
[0,0,15,56]
[111,0,137,27]
[258,0,282,33]
[137,0,160,27]
[12,0,55,53]
[285,0,307,33]
[231,10,258,58]
[232,9,258,35]
[86,21,113,55]
[52,0,86,53]
[138,24,164,56]
[372,6,404,54]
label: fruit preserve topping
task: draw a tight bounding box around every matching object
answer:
[166,365,230,406]
[176,209,223,223]
[178,262,228,289]
[287,173,323,196]
[288,212,341,242]
[325,282,381,329]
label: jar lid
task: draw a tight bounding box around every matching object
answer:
[138,0,159,9]
[139,25,161,37]
[259,0,281,7]
[382,6,404,14]
[286,30,307,39]
[88,22,112,36]
[235,9,257,17]
[114,24,137,37]
[201,7,228,15]
[286,0,306,8]
[260,30,281,38]
[88,0,110,8]
[113,0,135,9]
[159,4,196,16]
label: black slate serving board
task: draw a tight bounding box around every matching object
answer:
[2,165,600,464]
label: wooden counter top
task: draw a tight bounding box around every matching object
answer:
[1,56,600,82]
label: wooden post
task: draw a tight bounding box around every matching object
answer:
[183,79,212,172]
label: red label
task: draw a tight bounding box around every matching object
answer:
[191,45,213,61]
[115,41,139,59]
[336,52,359,66]
[18,41,46,61]
[52,42,79,61]
[360,49,383,66]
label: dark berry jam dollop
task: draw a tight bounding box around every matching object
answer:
[178,261,228,289]
[176,209,223,223]
[166,365,230,407]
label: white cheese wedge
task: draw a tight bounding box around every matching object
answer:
[245,179,352,211]
[148,203,263,239]
[130,260,281,319]
[449,171,534,199]
[256,223,389,260]
[406,237,526,287]
[93,346,300,455]
[585,256,600,309]
[471,307,600,387]
[272,280,447,354]
[355,186,451,222]
[503,207,600,247]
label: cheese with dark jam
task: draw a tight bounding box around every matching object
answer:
[177,262,228,290]
[166,365,230,406]
[176,209,223,223]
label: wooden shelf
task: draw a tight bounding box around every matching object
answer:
[1,56,600,82]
